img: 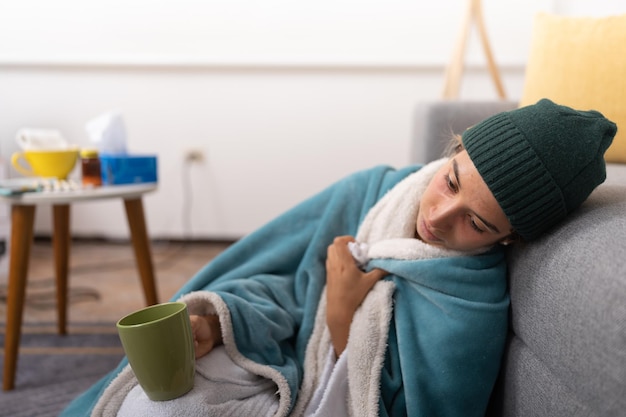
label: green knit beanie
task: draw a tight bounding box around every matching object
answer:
[462,98,617,241]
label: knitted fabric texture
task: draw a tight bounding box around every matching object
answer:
[462,98,617,241]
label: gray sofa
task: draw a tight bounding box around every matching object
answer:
[412,101,626,417]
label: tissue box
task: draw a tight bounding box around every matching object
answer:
[100,154,158,185]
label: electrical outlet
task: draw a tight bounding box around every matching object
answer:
[184,149,205,164]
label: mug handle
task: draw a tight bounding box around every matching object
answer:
[11,152,35,177]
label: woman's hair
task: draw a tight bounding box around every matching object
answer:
[443,133,463,157]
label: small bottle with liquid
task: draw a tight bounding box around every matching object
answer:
[80,149,102,187]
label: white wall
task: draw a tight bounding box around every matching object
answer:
[0,0,543,66]
[552,0,626,16]
[1,0,620,240]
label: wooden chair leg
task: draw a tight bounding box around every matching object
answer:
[3,205,36,391]
[124,198,159,306]
[53,204,71,335]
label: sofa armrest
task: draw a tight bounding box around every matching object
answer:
[411,100,518,164]
[489,179,626,417]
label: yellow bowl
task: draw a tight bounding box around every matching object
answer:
[11,148,79,180]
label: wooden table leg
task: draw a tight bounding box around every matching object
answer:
[123,198,159,306]
[3,205,36,391]
[52,204,70,335]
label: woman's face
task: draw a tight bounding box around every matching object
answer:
[416,151,514,252]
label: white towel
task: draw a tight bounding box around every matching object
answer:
[15,128,69,150]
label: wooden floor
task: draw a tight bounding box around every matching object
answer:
[0,239,232,325]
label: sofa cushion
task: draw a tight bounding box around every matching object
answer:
[520,12,626,163]
[495,184,626,416]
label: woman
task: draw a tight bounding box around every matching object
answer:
[61,99,616,417]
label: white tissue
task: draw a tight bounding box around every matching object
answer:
[85,111,128,155]
[15,128,69,150]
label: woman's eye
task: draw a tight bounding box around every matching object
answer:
[470,218,485,234]
[446,175,458,192]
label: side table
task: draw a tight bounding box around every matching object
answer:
[0,183,160,390]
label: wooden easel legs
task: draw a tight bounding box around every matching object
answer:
[442,0,507,100]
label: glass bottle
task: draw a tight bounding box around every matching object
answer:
[80,149,102,187]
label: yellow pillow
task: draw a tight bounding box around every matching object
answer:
[520,12,626,163]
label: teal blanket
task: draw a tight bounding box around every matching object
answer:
[61,164,508,417]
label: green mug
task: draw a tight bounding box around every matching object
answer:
[116,302,195,401]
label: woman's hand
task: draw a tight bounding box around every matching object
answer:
[325,236,387,356]
[189,314,223,359]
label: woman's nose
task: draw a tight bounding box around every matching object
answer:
[430,199,458,229]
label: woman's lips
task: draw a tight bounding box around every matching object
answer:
[420,220,441,243]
